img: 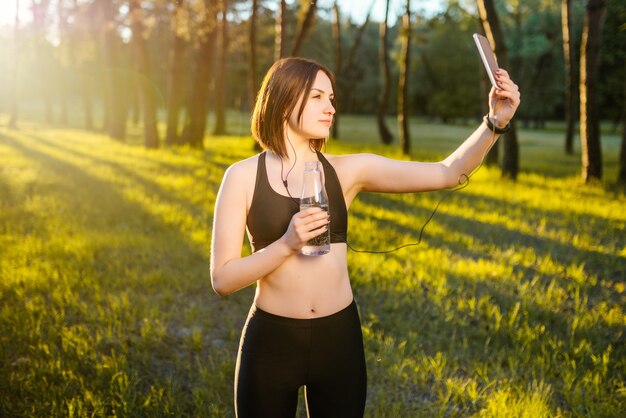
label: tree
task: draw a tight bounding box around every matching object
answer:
[248,0,258,109]
[419,5,483,122]
[8,0,20,129]
[477,0,519,179]
[213,0,229,135]
[597,0,625,131]
[377,0,393,144]
[129,0,159,149]
[180,0,218,148]
[291,0,317,56]
[274,0,287,61]
[561,0,576,154]
[165,0,188,145]
[332,0,374,139]
[617,67,626,184]
[331,1,341,138]
[398,0,411,155]
[579,0,607,182]
[99,0,126,141]
[57,0,69,125]
[32,0,53,124]
[69,0,95,131]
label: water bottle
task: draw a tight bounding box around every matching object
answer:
[300,161,330,256]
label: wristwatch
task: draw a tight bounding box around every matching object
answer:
[483,115,511,134]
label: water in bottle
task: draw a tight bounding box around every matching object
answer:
[300,161,330,256]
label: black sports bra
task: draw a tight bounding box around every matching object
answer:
[246,151,348,252]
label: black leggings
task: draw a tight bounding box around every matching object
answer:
[234,300,367,418]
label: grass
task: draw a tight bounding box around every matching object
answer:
[0,113,624,417]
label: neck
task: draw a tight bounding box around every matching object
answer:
[282,130,317,164]
[268,132,318,190]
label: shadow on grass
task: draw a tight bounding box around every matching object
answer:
[22,132,221,224]
[356,263,625,414]
[0,131,249,416]
[348,191,625,414]
[352,191,624,282]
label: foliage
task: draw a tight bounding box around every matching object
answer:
[412,3,483,121]
[508,5,564,126]
[598,0,626,127]
[0,114,624,417]
[1,0,623,128]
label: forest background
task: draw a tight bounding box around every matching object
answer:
[0,0,625,417]
[0,0,624,181]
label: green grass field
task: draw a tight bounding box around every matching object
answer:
[0,115,624,417]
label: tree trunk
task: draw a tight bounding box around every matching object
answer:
[79,61,95,130]
[248,0,258,109]
[332,0,373,138]
[213,0,228,135]
[274,0,287,61]
[100,0,126,141]
[291,0,317,56]
[165,0,187,145]
[377,0,392,144]
[580,0,607,182]
[398,0,411,155]
[618,61,626,184]
[8,0,20,129]
[74,0,94,130]
[32,0,53,124]
[562,0,576,155]
[57,0,69,125]
[531,52,552,128]
[344,2,373,71]
[331,1,341,138]
[129,0,159,149]
[180,0,217,149]
[477,0,519,180]
[130,69,141,126]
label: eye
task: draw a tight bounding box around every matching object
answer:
[311,95,321,99]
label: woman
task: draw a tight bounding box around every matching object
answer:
[211,57,520,417]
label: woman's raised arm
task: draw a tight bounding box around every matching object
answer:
[340,69,520,196]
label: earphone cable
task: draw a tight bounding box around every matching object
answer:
[344,123,498,254]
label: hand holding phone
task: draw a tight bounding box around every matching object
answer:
[473,33,499,89]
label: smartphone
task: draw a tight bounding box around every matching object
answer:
[473,33,499,89]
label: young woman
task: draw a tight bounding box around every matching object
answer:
[211,57,520,417]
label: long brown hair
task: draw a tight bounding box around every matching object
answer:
[251,57,336,157]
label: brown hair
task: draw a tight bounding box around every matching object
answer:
[251,57,336,158]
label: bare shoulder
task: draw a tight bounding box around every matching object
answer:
[223,153,260,181]
[216,153,261,211]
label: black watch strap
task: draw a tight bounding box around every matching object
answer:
[483,115,511,134]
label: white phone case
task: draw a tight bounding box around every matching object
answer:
[473,33,499,89]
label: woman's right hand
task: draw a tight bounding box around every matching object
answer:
[282,207,330,253]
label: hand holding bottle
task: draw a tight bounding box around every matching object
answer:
[299,161,331,256]
[282,208,330,253]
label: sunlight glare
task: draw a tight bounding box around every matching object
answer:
[0,1,27,27]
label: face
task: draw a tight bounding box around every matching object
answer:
[287,70,335,141]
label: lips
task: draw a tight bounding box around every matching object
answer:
[319,119,332,125]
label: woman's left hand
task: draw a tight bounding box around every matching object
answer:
[488,69,520,128]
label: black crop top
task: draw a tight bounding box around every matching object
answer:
[246,151,348,252]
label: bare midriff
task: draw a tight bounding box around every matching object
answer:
[253,243,353,319]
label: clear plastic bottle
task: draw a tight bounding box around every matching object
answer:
[299,161,330,256]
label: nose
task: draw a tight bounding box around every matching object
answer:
[325,99,335,115]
